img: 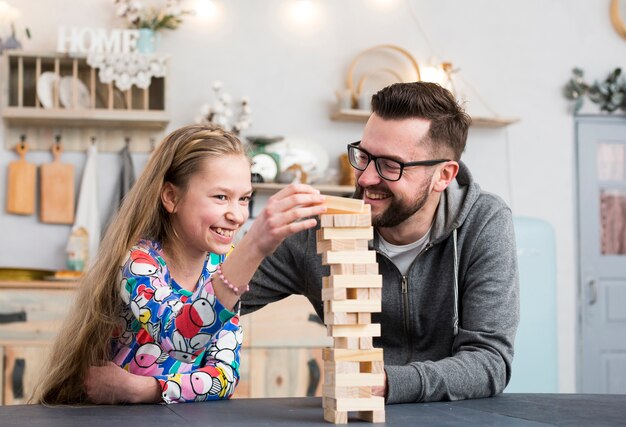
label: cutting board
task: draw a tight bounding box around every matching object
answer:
[40,143,75,224]
[6,142,36,215]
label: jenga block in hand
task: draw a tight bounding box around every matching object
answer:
[323,195,365,213]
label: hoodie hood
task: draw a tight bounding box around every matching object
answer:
[430,160,482,245]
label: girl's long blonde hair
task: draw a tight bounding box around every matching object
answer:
[32,124,245,404]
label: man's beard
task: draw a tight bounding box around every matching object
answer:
[354,179,431,228]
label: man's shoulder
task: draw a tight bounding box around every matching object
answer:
[468,190,511,219]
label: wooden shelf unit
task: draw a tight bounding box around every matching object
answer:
[1,51,169,152]
[331,108,519,128]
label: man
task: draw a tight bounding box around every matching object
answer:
[241,82,520,404]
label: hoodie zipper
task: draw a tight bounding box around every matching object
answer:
[401,275,412,356]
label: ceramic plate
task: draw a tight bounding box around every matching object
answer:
[36,72,59,109]
[59,76,91,109]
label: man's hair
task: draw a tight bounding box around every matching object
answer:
[371,82,471,160]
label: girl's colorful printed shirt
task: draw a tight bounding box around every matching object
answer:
[110,239,242,403]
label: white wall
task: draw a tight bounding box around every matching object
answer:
[2,0,625,393]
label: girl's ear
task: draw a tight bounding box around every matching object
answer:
[161,182,179,214]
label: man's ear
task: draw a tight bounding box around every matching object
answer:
[432,161,459,193]
[161,182,179,214]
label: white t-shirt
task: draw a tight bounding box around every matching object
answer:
[377,229,431,276]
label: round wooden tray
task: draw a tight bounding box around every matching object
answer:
[346,44,421,105]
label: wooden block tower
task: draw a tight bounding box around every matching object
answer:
[318,195,385,424]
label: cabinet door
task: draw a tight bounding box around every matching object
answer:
[236,347,323,398]
[3,344,50,405]
[245,295,331,348]
[577,117,626,393]
[236,296,329,399]
[0,289,76,341]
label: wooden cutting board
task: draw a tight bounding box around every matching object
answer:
[6,142,36,215]
[40,143,75,224]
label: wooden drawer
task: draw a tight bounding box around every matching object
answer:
[0,288,76,342]
[236,347,323,398]
[244,295,331,348]
[2,343,50,405]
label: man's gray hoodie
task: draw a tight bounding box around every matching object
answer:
[241,162,520,404]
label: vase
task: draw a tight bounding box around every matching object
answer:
[2,34,22,51]
[136,28,157,54]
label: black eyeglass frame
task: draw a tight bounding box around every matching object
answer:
[347,141,451,182]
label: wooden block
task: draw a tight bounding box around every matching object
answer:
[334,337,360,349]
[320,214,335,227]
[369,288,382,300]
[332,213,371,227]
[328,324,380,338]
[357,410,385,423]
[335,374,385,388]
[323,348,384,362]
[324,360,359,375]
[323,250,376,265]
[316,239,369,254]
[321,287,348,301]
[324,408,348,424]
[324,312,358,325]
[359,337,373,349]
[322,385,372,399]
[360,360,384,374]
[320,226,373,240]
[353,263,379,274]
[326,396,385,411]
[330,264,353,275]
[322,195,364,213]
[346,288,369,300]
[324,274,382,289]
[357,313,371,324]
[329,299,381,313]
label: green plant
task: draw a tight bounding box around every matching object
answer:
[563,67,626,114]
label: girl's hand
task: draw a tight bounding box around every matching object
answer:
[213,183,326,310]
[245,183,326,257]
[85,362,161,404]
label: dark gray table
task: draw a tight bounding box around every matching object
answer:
[1,394,625,426]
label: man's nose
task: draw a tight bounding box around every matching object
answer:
[357,160,381,187]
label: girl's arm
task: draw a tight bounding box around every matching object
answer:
[157,320,242,403]
[86,319,242,404]
[212,183,326,309]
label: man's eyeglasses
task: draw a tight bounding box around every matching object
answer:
[347,141,450,182]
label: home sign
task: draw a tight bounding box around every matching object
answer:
[57,27,139,54]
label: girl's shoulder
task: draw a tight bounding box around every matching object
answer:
[121,238,164,268]
[133,238,162,255]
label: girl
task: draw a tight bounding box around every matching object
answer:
[33,124,326,404]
